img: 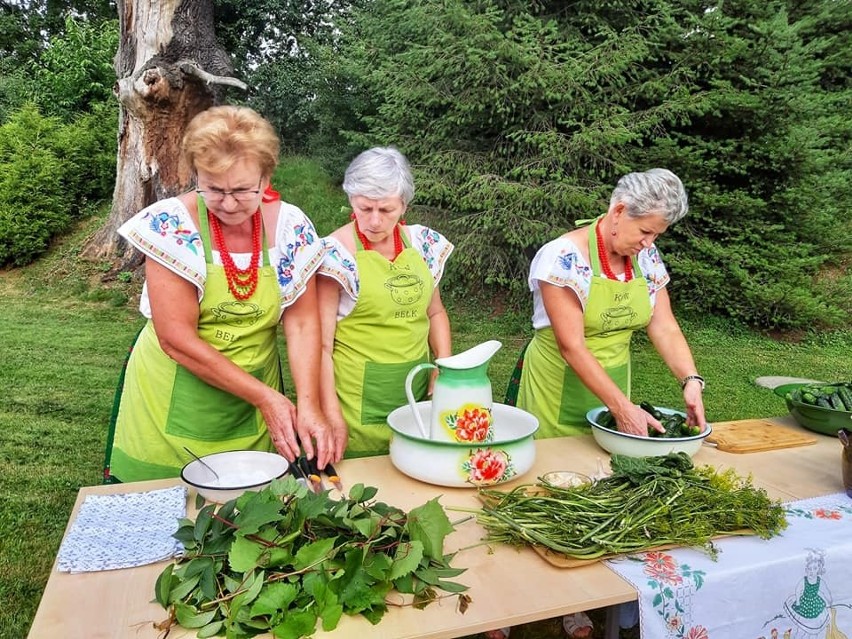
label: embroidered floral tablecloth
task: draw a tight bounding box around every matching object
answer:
[605,493,852,639]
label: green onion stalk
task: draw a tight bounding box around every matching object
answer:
[456,453,787,561]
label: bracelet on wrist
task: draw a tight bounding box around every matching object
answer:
[681,374,705,391]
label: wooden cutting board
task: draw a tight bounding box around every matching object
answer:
[706,419,817,453]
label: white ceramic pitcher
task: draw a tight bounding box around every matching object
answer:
[404,340,502,442]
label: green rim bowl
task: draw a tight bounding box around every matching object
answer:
[586,406,711,458]
[783,396,852,436]
[387,401,539,487]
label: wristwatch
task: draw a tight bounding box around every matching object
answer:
[681,374,705,391]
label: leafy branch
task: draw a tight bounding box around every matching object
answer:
[154,477,468,638]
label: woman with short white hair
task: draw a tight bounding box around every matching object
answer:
[317,147,454,457]
[501,168,706,638]
[512,167,705,438]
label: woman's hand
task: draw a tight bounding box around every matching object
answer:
[427,368,439,396]
[317,276,348,464]
[646,288,707,431]
[683,383,707,432]
[294,404,339,469]
[613,403,664,437]
[328,412,349,463]
[258,390,301,461]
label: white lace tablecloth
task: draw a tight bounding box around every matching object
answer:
[56,486,187,573]
[605,493,852,638]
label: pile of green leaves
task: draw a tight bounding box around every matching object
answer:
[475,453,787,561]
[155,478,467,639]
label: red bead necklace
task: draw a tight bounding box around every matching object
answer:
[354,219,404,260]
[209,210,262,300]
[595,220,633,282]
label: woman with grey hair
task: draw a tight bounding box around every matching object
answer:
[317,147,453,457]
[512,167,706,438]
[498,168,706,639]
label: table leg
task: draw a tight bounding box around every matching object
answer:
[604,605,620,639]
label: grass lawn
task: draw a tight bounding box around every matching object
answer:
[1,157,849,639]
[3,269,849,639]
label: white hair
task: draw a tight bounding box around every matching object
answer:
[342,147,415,205]
[610,168,689,224]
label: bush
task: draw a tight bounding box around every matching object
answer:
[0,103,117,267]
[0,106,69,266]
[53,102,118,204]
[33,17,119,118]
[0,70,31,124]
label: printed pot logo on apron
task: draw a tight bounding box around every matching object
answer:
[599,295,639,335]
[211,301,266,327]
[384,271,425,305]
[333,230,434,456]
[517,218,652,437]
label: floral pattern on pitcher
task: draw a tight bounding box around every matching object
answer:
[462,448,515,484]
[439,404,494,443]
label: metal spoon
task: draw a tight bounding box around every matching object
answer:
[183,446,220,483]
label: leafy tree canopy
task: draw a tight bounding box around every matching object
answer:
[315,0,851,329]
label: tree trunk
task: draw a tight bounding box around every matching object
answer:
[81,0,246,268]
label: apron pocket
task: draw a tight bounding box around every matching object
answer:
[361,358,429,426]
[558,362,630,427]
[165,366,261,441]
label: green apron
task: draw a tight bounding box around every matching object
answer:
[517,218,652,438]
[334,229,433,457]
[108,199,281,481]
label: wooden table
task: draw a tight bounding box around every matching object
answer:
[28,417,846,639]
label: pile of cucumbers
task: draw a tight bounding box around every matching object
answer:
[788,382,852,412]
[596,402,702,438]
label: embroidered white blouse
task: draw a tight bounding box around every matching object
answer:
[118,197,325,319]
[529,236,670,329]
[318,224,454,319]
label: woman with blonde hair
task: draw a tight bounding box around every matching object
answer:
[104,105,341,482]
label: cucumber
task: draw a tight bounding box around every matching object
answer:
[816,396,833,409]
[801,392,818,405]
[837,386,852,411]
[828,393,845,411]
[598,410,617,430]
[662,414,686,438]
[639,402,663,420]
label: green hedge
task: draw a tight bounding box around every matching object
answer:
[0,103,116,267]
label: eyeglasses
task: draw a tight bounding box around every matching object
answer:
[196,179,262,203]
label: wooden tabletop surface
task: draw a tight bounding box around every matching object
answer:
[27,416,847,639]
